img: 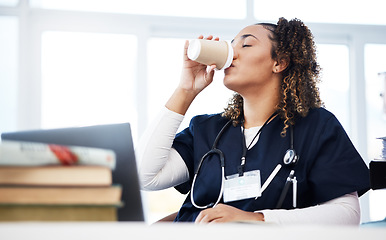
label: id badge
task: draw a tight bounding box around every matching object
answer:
[223,170,261,203]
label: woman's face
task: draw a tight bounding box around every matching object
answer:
[224,25,278,94]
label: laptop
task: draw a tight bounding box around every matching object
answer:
[1,123,144,222]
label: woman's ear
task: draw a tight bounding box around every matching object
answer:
[273,57,289,73]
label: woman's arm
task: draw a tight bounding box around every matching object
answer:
[195,192,361,225]
[260,192,361,225]
[136,107,189,190]
[138,36,218,191]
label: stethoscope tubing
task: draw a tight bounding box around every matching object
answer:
[191,166,225,209]
[190,121,231,209]
[191,148,226,209]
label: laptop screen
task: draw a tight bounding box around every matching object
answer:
[1,122,144,222]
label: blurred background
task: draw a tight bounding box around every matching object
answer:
[1,0,386,223]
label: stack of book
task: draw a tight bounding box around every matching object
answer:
[0,140,122,221]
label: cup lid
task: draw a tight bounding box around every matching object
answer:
[216,40,234,70]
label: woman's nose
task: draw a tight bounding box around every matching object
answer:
[232,46,238,60]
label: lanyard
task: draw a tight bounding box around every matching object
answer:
[239,112,277,176]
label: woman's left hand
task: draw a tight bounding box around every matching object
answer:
[194,203,264,223]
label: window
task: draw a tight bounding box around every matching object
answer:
[317,44,350,131]
[0,0,17,7]
[41,32,138,137]
[30,0,246,19]
[254,0,386,25]
[0,16,18,133]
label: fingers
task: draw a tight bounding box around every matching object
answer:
[206,65,216,79]
[208,64,216,72]
[183,40,189,61]
[195,204,225,224]
[197,35,220,41]
[195,204,260,224]
[195,209,220,224]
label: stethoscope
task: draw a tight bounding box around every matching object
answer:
[190,113,299,209]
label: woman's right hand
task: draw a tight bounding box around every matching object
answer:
[166,35,218,115]
[178,35,218,95]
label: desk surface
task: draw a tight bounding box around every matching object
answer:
[0,222,385,240]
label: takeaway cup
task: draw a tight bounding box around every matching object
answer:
[187,39,233,70]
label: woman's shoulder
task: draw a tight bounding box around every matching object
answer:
[303,107,338,123]
[296,107,343,130]
[189,113,229,132]
[191,112,227,124]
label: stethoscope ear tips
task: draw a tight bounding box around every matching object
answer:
[283,149,299,166]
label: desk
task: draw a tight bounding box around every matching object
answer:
[0,222,385,240]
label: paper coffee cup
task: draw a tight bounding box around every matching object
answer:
[187,39,233,70]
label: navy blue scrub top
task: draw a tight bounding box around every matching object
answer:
[172,108,370,222]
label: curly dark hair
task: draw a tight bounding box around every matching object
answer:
[222,17,323,137]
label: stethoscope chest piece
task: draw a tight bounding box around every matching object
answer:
[283,149,299,165]
[283,125,299,166]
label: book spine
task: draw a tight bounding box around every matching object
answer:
[0,205,118,221]
[0,140,116,169]
[0,185,122,204]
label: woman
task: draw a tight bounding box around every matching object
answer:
[137,17,370,224]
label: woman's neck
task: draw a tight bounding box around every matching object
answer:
[242,91,279,129]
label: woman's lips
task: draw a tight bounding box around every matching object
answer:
[224,64,234,74]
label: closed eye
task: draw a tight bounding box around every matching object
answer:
[242,44,252,47]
